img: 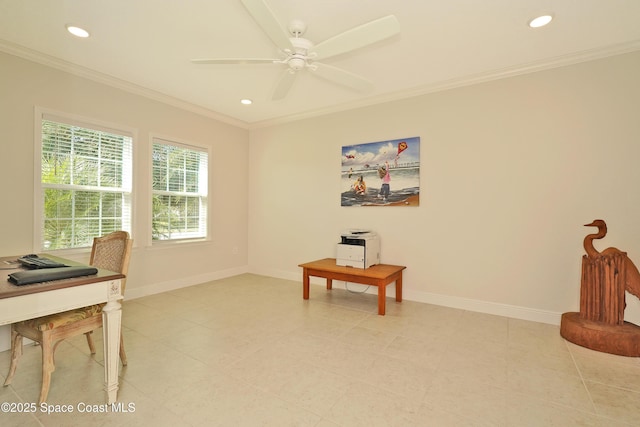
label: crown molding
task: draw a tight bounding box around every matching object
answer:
[2,38,639,130]
[248,39,640,129]
[0,40,249,129]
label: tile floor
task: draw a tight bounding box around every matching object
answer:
[1,273,640,426]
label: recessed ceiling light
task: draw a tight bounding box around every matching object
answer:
[66,24,90,38]
[528,15,553,28]
[240,99,253,105]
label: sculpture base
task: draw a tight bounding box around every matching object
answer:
[560,312,640,357]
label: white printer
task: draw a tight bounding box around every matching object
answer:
[336,230,380,269]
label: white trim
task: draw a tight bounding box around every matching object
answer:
[33,107,43,251]
[249,266,563,325]
[247,40,640,129]
[41,111,135,138]
[125,265,249,300]
[0,268,560,352]
[149,134,210,246]
[5,38,640,128]
[402,288,562,325]
[0,266,248,352]
[151,134,210,153]
[0,40,248,129]
[33,107,136,251]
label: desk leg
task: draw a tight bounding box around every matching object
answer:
[396,273,403,302]
[102,281,123,404]
[303,269,310,300]
[378,284,386,316]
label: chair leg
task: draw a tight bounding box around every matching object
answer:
[87,327,126,364]
[3,328,23,386]
[119,333,127,366]
[85,331,96,354]
[38,333,55,404]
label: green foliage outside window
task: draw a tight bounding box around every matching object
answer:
[40,119,131,250]
[152,141,207,241]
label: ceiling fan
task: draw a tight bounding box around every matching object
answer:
[191,0,400,100]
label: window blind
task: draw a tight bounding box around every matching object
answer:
[151,138,208,241]
[39,117,132,250]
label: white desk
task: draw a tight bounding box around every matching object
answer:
[0,256,124,403]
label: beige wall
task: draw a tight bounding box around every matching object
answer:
[248,51,640,325]
[0,51,250,297]
[2,49,640,352]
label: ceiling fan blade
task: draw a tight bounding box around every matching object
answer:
[191,58,277,65]
[312,63,374,93]
[272,70,296,100]
[240,0,294,51]
[311,15,400,60]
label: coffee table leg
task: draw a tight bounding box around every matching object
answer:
[378,284,386,315]
[327,278,333,290]
[396,273,403,302]
[303,269,310,299]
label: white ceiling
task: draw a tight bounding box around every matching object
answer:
[1,0,640,127]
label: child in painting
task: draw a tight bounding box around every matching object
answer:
[352,175,367,195]
[378,161,391,202]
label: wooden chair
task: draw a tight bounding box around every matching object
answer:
[3,231,132,403]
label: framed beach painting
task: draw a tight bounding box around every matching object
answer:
[341,136,420,207]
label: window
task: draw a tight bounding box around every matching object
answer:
[37,112,132,250]
[152,138,208,241]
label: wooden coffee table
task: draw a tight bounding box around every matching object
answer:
[298,258,406,315]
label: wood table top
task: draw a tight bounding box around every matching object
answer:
[0,255,123,300]
[299,258,405,279]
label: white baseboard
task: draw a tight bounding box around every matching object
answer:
[249,266,562,325]
[0,266,562,353]
[0,265,250,352]
[403,288,562,325]
[125,265,249,300]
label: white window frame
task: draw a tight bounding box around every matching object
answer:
[150,136,209,243]
[34,107,134,252]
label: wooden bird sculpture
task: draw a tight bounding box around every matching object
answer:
[561,219,640,356]
[583,219,640,300]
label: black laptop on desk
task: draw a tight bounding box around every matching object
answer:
[8,255,97,286]
[17,255,67,269]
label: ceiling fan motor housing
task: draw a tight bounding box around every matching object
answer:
[286,37,314,71]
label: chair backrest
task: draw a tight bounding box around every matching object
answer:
[89,231,133,294]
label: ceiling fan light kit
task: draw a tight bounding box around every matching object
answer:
[276,37,315,72]
[192,0,400,100]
